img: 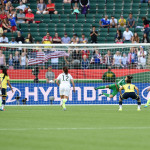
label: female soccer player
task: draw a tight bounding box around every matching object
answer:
[0,68,13,111]
[95,78,126,98]
[119,76,141,111]
[144,88,150,108]
[56,66,75,110]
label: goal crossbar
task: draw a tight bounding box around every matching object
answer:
[0,43,150,48]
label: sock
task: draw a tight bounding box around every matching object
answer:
[119,105,122,109]
[145,98,150,106]
[138,102,141,109]
[62,99,67,109]
[103,93,110,98]
[2,104,4,110]
[60,99,63,106]
[119,101,122,109]
[95,86,106,90]
[138,105,141,110]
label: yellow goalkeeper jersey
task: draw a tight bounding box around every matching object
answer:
[0,73,10,89]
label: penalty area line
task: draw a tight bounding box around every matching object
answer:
[0,127,150,131]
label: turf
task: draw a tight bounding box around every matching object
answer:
[0,105,150,150]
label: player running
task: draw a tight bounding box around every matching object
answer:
[56,66,75,110]
[0,68,13,111]
[94,78,126,98]
[144,88,150,108]
[119,76,141,111]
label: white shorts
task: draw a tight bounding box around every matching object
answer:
[59,84,71,97]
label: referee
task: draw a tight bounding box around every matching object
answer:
[119,76,141,111]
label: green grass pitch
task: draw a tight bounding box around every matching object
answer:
[0,105,150,150]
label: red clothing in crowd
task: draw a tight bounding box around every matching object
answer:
[53,37,61,43]
[0,14,7,20]
[12,26,17,31]
[25,13,34,21]
[43,36,52,41]
[81,50,90,58]
[46,3,55,11]
[145,24,149,28]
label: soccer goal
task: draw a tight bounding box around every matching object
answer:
[0,43,150,105]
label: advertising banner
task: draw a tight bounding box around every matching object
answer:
[6,83,149,105]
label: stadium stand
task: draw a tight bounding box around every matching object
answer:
[0,0,149,69]
[0,1,142,41]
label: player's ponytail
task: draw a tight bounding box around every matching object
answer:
[2,67,8,80]
[63,66,68,75]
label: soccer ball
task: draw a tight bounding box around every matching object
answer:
[49,80,54,83]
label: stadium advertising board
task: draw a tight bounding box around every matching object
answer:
[6,83,149,105]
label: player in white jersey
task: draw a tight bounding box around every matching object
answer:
[56,66,75,110]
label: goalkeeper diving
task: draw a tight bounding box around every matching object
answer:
[94,78,126,98]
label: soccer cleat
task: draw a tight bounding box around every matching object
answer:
[137,108,141,111]
[118,108,122,111]
[0,109,4,111]
[144,105,148,108]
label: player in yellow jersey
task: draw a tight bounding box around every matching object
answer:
[119,76,141,111]
[0,68,13,111]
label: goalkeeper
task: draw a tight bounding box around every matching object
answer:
[95,78,126,98]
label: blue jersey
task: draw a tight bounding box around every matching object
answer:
[101,18,110,25]
[9,17,16,27]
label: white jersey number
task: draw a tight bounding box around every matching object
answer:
[62,75,69,81]
[57,73,73,86]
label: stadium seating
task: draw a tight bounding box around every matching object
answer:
[4,0,148,43]
[2,0,149,70]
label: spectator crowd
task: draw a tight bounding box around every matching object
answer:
[62,46,147,70]
[0,0,148,70]
[0,45,146,70]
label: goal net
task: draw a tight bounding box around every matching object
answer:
[1,43,150,105]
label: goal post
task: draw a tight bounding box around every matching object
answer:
[0,43,149,105]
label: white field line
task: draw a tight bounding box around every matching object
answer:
[1,109,140,112]
[0,127,150,131]
[6,104,140,106]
